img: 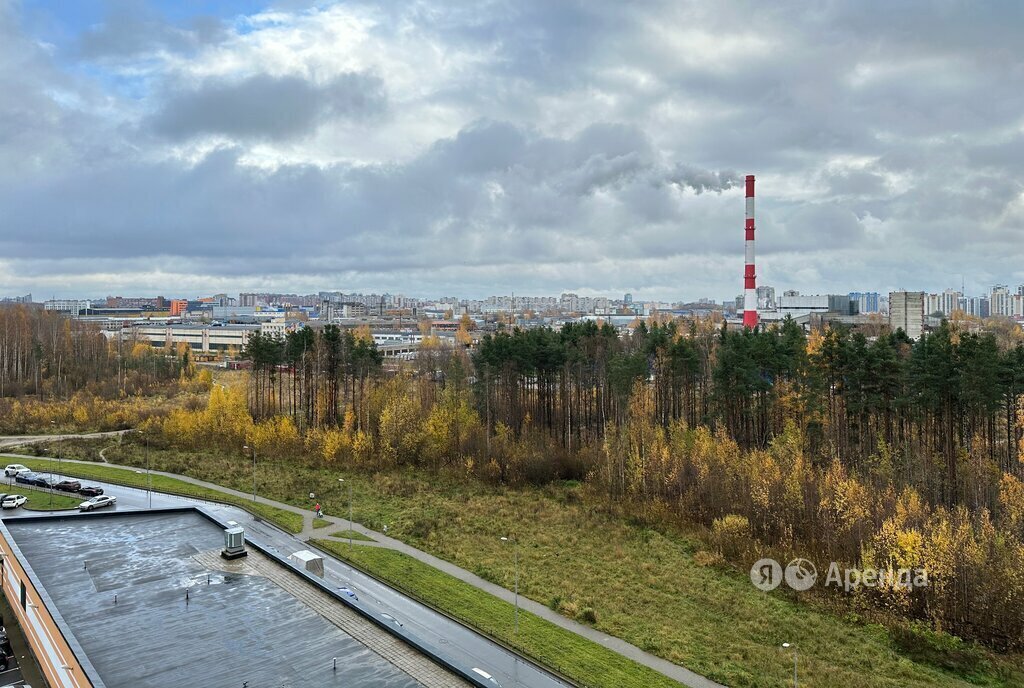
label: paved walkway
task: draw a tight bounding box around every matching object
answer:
[0,445,724,688]
[0,430,129,449]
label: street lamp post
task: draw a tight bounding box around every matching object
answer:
[243,445,256,502]
[140,431,151,509]
[339,478,353,546]
[49,421,58,508]
[501,536,519,633]
[782,643,798,687]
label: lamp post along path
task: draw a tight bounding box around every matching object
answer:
[244,445,257,502]
[143,431,151,509]
[501,536,519,633]
[339,478,353,546]
[49,420,56,508]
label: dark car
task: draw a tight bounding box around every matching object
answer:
[38,476,61,489]
[54,479,81,492]
[78,485,104,497]
[14,471,40,486]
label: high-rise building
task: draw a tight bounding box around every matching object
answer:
[624,293,633,304]
[991,285,1010,317]
[849,292,880,313]
[940,289,961,316]
[756,285,776,310]
[889,291,925,339]
[969,296,990,318]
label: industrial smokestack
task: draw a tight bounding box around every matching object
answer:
[742,175,759,329]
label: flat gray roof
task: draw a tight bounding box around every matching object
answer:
[5,512,422,688]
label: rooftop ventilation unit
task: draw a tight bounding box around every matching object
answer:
[288,550,325,578]
[221,526,247,560]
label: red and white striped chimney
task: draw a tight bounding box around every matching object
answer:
[742,174,759,329]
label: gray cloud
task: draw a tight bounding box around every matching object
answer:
[150,72,387,141]
[664,165,740,195]
[2,0,1024,299]
[77,2,227,60]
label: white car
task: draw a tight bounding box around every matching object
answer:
[472,668,501,686]
[3,464,29,477]
[0,495,27,509]
[78,495,116,511]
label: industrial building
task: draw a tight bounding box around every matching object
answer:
[104,322,258,353]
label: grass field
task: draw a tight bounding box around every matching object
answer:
[312,517,332,529]
[329,529,375,542]
[11,457,305,533]
[13,441,1024,688]
[0,483,83,511]
[314,539,681,688]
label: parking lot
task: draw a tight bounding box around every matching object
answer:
[1,464,117,516]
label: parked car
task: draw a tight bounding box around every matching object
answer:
[471,668,501,686]
[14,472,41,486]
[3,464,29,477]
[0,495,27,509]
[38,476,60,489]
[78,486,104,497]
[380,613,403,628]
[54,480,81,493]
[78,495,116,511]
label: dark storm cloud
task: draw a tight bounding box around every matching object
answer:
[0,120,734,271]
[150,72,387,141]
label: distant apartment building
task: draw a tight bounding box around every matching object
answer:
[0,294,32,304]
[889,291,925,339]
[105,295,167,310]
[989,285,1024,318]
[941,289,961,316]
[968,296,991,318]
[990,285,1010,316]
[169,299,188,317]
[849,292,881,313]
[922,289,962,317]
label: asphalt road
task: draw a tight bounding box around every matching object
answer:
[0,473,576,688]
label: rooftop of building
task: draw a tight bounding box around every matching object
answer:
[2,511,435,688]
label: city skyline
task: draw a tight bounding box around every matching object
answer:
[2,1,1023,300]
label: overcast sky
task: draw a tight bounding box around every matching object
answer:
[1,0,1022,301]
